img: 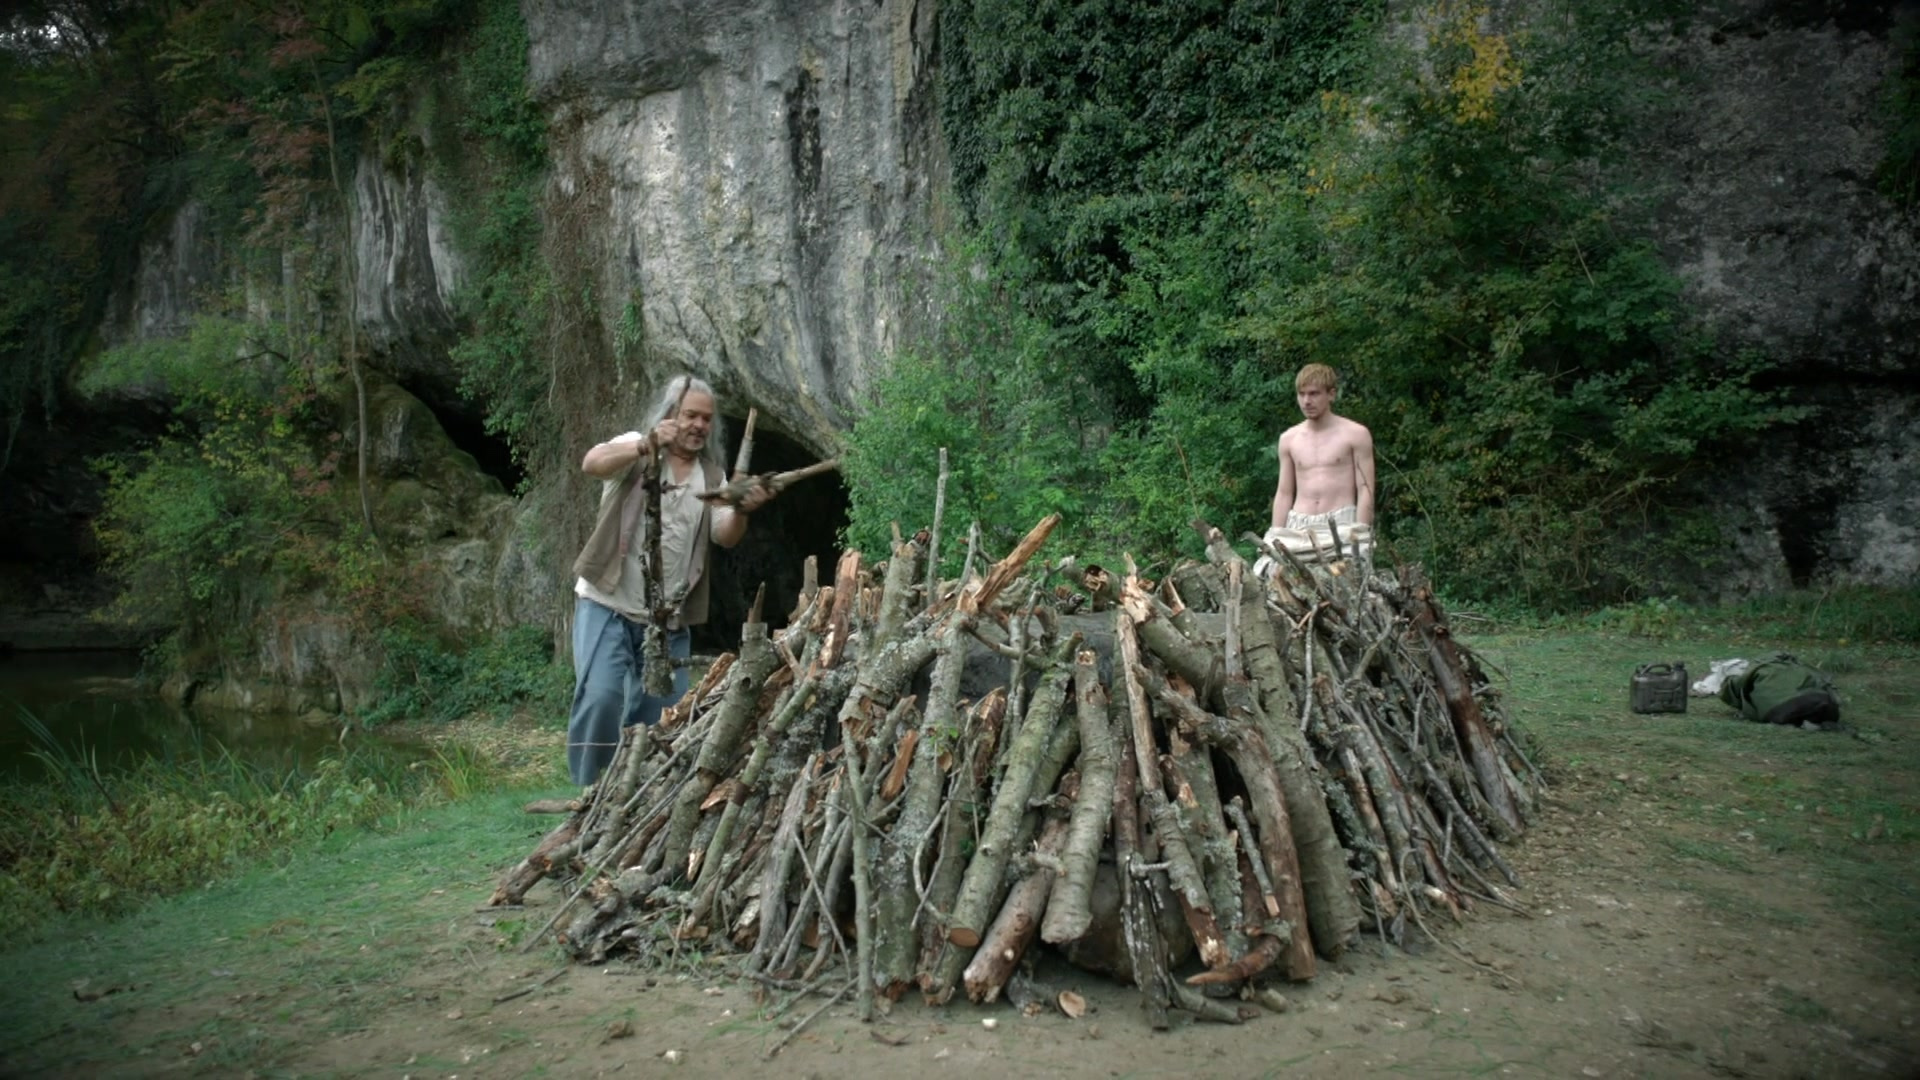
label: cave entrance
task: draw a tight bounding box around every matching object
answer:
[699,421,850,650]
[409,386,526,492]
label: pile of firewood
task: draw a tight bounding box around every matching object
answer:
[490,513,1540,1028]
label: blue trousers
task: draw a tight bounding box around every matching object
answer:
[566,597,690,785]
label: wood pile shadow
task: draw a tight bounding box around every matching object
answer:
[491,514,1540,1033]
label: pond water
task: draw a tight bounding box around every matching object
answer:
[0,651,396,780]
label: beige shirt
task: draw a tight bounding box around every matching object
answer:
[574,432,708,624]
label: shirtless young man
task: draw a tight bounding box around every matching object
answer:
[1270,363,1376,552]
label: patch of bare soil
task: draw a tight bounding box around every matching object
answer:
[210,765,1912,1080]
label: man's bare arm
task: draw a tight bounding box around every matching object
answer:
[581,433,651,478]
[1352,426,1377,526]
[709,483,772,549]
[582,416,692,478]
[1271,433,1297,529]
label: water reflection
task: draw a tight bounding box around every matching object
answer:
[0,652,398,780]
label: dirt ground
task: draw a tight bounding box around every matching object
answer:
[18,636,1920,1079]
[88,766,1908,1079]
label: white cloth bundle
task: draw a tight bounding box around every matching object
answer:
[1252,506,1373,577]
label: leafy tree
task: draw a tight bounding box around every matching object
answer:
[1236,1,1793,604]
[82,314,339,659]
[0,0,173,469]
[849,0,1796,608]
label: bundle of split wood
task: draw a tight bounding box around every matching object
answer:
[490,514,1541,1027]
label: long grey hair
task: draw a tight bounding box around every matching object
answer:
[642,373,728,473]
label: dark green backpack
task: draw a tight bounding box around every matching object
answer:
[1717,653,1841,728]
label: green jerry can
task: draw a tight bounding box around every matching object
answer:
[1630,662,1688,714]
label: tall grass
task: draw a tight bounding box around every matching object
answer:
[1561,585,1920,643]
[0,705,502,940]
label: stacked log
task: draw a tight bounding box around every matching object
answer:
[490,514,1540,1027]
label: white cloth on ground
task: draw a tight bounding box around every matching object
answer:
[1691,658,1751,697]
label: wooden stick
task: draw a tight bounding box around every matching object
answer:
[698,458,842,507]
[763,979,853,1060]
[963,815,1070,1002]
[1408,586,1523,836]
[942,637,1077,953]
[926,447,949,605]
[1040,650,1117,944]
[958,513,1060,616]
[1110,693,1171,1029]
[732,407,758,478]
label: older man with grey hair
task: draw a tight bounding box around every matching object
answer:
[565,374,770,785]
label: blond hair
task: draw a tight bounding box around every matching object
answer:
[1295,363,1338,393]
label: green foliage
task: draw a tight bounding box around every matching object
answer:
[1237,2,1794,607]
[28,0,553,671]
[1881,14,1920,209]
[85,318,344,656]
[0,0,527,464]
[0,4,162,460]
[363,623,566,726]
[0,740,425,939]
[1579,585,1920,645]
[439,0,554,473]
[846,0,1377,566]
[858,0,1797,610]
[76,313,283,404]
[939,0,1376,423]
[841,242,1107,564]
[451,0,548,167]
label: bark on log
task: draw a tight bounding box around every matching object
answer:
[944,637,1079,952]
[660,619,781,883]
[746,755,820,972]
[1160,726,1246,959]
[873,615,969,996]
[1142,664,1316,981]
[1122,578,1222,702]
[1110,694,1172,1030]
[1040,650,1117,945]
[875,532,926,648]
[957,513,1060,616]
[921,690,1007,976]
[1200,520,1362,952]
[1408,588,1523,837]
[963,816,1071,1003]
[490,818,581,907]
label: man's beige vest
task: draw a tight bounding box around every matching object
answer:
[572,455,724,626]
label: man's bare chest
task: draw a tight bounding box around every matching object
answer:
[1292,434,1354,471]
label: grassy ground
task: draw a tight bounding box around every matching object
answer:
[0,781,564,1075]
[2,599,1915,1076]
[1466,622,1920,972]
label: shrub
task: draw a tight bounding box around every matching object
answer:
[850,0,1801,611]
[0,740,450,940]
[363,623,566,726]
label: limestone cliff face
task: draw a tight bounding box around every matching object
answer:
[521,0,946,453]
[1644,2,1919,590]
[77,112,545,712]
[350,139,468,389]
[47,0,1919,708]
